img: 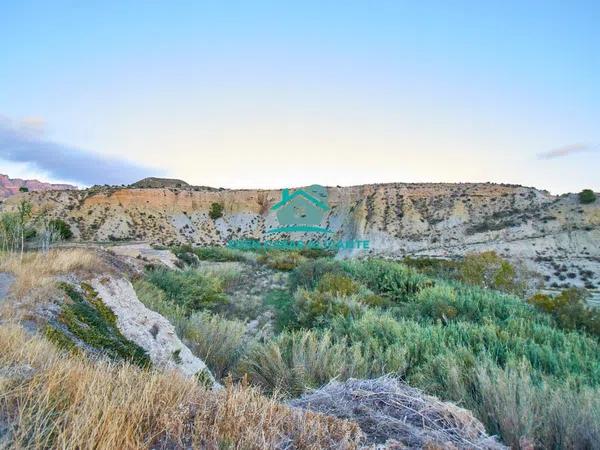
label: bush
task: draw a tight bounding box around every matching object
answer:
[240,331,354,396]
[342,259,431,302]
[145,268,228,314]
[288,258,346,291]
[402,257,460,280]
[49,219,73,240]
[529,288,600,337]
[414,284,458,322]
[298,247,336,259]
[208,202,224,219]
[294,289,363,328]
[173,245,247,264]
[133,279,188,335]
[579,189,597,204]
[459,251,531,296]
[257,250,306,271]
[316,272,361,296]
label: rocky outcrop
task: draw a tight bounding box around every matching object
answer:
[108,243,179,269]
[0,174,77,198]
[89,276,219,387]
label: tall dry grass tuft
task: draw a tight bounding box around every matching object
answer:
[0,249,104,298]
[0,324,363,449]
[0,249,109,323]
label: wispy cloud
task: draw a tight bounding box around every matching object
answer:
[537,143,599,160]
[0,116,159,185]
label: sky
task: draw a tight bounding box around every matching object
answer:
[1,1,599,193]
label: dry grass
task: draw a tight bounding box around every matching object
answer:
[290,377,506,449]
[0,249,103,298]
[0,249,108,322]
[0,324,363,449]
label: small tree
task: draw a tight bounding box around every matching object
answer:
[0,212,20,252]
[579,189,597,204]
[209,202,224,220]
[18,186,29,193]
[35,209,71,252]
[17,200,32,260]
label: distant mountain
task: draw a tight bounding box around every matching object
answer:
[0,174,77,198]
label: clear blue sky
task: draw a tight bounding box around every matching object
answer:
[1,1,599,192]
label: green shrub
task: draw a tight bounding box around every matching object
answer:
[298,247,336,259]
[240,331,354,396]
[18,186,29,193]
[414,284,458,322]
[529,288,600,337]
[49,218,73,240]
[579,189,597,204]
[402,257,460,279]
[172,245,247,265]
[459,251,531,296]
[316,272,361,296]
[257,250,306,271]
[294,289,363,328]
[208,202,224,219]
[341,259,431,302]
[288,258,346,291]
[145,268,228,314]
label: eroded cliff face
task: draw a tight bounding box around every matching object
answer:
[3,182,600,292]
[0,174,77,198]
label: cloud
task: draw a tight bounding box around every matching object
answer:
[0,116,159,185]
[537,143,599,160]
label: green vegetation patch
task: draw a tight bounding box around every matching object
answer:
[579,189,597,204]
[53,282,151,367]
[209,202,224,219]
[172,244,247,265]
[145,267,228,314]
[257,250,307,271]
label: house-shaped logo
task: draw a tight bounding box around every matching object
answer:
[267,184,331,233]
